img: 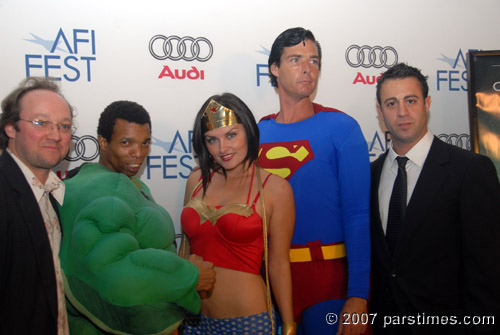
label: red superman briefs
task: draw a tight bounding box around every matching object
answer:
[289,241,348,322]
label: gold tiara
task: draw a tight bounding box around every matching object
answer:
[202,99,241,130]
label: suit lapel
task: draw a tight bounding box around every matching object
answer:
[392,137,450,262]
[0,151,59,320]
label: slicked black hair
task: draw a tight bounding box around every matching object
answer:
[268,27,322,87]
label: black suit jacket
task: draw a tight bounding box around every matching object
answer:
[0,150,58,334]
[370,137,500,335]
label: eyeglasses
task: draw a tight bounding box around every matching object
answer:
[18,119,75,134]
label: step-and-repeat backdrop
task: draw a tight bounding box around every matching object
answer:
[1,0,499,232]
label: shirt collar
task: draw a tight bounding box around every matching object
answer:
[6,148,65,205]
[388,130,434,168]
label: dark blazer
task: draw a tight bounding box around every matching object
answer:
[370,137,500,335]
[0,150,58,334]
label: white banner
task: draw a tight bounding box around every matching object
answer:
[1,0,499,231]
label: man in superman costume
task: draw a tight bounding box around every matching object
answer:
[59,101,215,335]
[258,28,371,335]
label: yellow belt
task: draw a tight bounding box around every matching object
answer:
[289,243,346,263]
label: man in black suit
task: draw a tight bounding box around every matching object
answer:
[0,77,74,334]
[370,63,500,335]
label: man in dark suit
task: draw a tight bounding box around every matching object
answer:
[0,77,74,334]
[370,63,500,335]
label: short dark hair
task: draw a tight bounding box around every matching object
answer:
[97,100,152,141]
[0,76,73,149]
[376,63,429,105]
[268,27,322,87]
[193,93,259,193]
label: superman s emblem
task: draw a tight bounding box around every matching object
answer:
[258,140,314,180]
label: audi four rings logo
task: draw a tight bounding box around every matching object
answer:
[66,135,100,162]
[149,35,213,62]
[345,45,398,68]
[437,133,471,150]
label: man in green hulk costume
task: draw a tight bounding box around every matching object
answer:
[59,101,215,335]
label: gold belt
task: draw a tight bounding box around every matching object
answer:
[289,243,346,263]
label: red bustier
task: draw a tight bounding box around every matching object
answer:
[181,168,271,274]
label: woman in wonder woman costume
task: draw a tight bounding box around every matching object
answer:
[179,93,296,335]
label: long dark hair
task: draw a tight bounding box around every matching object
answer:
[192,93,259,194]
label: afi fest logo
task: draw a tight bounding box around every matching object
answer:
[346,44,398,86]
[146,130,196,180]
[24,28,97,82]
[436,49,477,92]
[149,34,213,80]
[256,45,272,87]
